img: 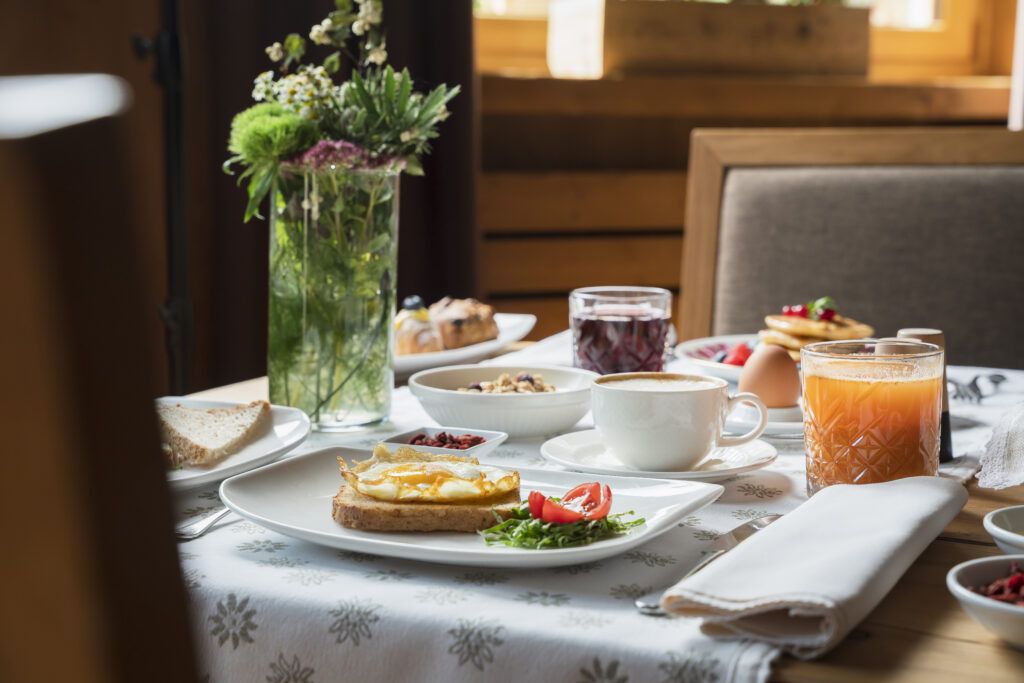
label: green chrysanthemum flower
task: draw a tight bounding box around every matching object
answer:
[228,102,316,166]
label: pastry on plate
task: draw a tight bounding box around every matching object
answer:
[764,313,873,341]
[429,297,499,350]
[158,400,271,468]
[395,295,443,355]
[758,328,817,352]
[333,445,521,532]
[757,296,873,359]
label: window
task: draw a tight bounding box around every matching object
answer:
[474,0,1015,79]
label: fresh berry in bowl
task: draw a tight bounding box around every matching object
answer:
[722,342,754,367]
[947,555,1024,648]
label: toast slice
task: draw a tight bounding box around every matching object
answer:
[158,400,271,468]
[332,484,521,533]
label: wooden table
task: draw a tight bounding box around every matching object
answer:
[191,377,1024,681]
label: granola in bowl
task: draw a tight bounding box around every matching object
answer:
[459,371,556,394]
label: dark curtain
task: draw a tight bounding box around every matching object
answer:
[188,0,477,388]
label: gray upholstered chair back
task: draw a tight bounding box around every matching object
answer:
[713,166,1024,369]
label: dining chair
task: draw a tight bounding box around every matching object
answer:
[680,127,1024,368]
[0,76,199,682]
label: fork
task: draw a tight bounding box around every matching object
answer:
[949,374,1007,404]
[175,506,231,541]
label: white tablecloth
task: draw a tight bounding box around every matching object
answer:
[176,336,1022,683]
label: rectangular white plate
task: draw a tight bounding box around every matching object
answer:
[394,313,536,379]
[219,446,723,568]
[162,397,310,491]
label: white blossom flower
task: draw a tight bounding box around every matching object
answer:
[269,65,336,118]
[352,19,368,36]
[367,46,387,65]
[264,42,283,62]
[400,129,417,143]
[436,105,450,121]
[359,0,383,24]
[251,70,275,101]
[310,23,330,45]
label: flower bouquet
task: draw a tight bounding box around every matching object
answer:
[225,0,458,430]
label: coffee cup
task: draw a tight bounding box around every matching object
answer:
[591,372,768,471]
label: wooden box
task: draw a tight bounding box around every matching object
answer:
[548,0,870,78]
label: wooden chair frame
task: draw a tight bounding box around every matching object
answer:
[679,126,1024,340]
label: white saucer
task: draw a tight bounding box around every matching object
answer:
[540,429,777,482]
[727,402,804,440]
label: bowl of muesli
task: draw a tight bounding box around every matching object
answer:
[408,365,598,438]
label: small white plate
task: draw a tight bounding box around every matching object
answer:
[219,446,723,569]
[381,425,508,459]
[394,313,536,379]
[161,398,310,491]
[727,402,804,440]
[674,334,758,383]
[540,430,777,482]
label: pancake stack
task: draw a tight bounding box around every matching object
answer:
[759,313,874,360]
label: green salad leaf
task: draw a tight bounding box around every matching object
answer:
[480,502,644,550]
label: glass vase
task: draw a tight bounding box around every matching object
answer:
[268,167,399,430]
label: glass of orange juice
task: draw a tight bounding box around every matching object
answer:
[801,339,944,495]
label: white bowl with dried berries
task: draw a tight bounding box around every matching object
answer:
[408,365,599,438]
[946,555,1024,648]
[381,425,508,459]
[984,505,1024,555]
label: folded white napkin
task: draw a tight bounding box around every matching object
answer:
[661,476,967,659]
[977,401,1024,489]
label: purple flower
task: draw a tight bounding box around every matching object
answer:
[287,139,405,172]
[291,139,368,169]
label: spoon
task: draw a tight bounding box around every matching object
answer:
[634,514,782,617]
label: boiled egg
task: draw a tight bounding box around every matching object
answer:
[738,344,801,408]
[340,445,519,503]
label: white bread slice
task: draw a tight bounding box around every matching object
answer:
[332,484,520,532]
[158,400,271,468]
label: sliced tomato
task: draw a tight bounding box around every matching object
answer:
[529,482,613,523]
[584,484,612,520]
[562,483,611,520]
[562,482,600,506]
[528,490,546,519]
[541,497,584,524]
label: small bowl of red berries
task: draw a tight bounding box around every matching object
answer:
[382,425,508,459]
[947,555,1024,648]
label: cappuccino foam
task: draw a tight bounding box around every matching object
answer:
[603,377,718,392]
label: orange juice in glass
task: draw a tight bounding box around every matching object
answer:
[801,339,944,495]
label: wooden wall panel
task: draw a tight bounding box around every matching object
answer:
[479,171,687,232]
[482,115,695,170]
[481,235,682,293]
[491,297,570,340]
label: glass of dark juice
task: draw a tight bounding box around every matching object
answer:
[570,286,673,375]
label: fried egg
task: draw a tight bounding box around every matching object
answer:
[340,445,520,503]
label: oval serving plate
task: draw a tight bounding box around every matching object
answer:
[219,446,723,569]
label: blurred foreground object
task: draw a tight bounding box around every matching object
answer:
[0,74,198,682]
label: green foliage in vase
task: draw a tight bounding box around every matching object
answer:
[267,168,398,425]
